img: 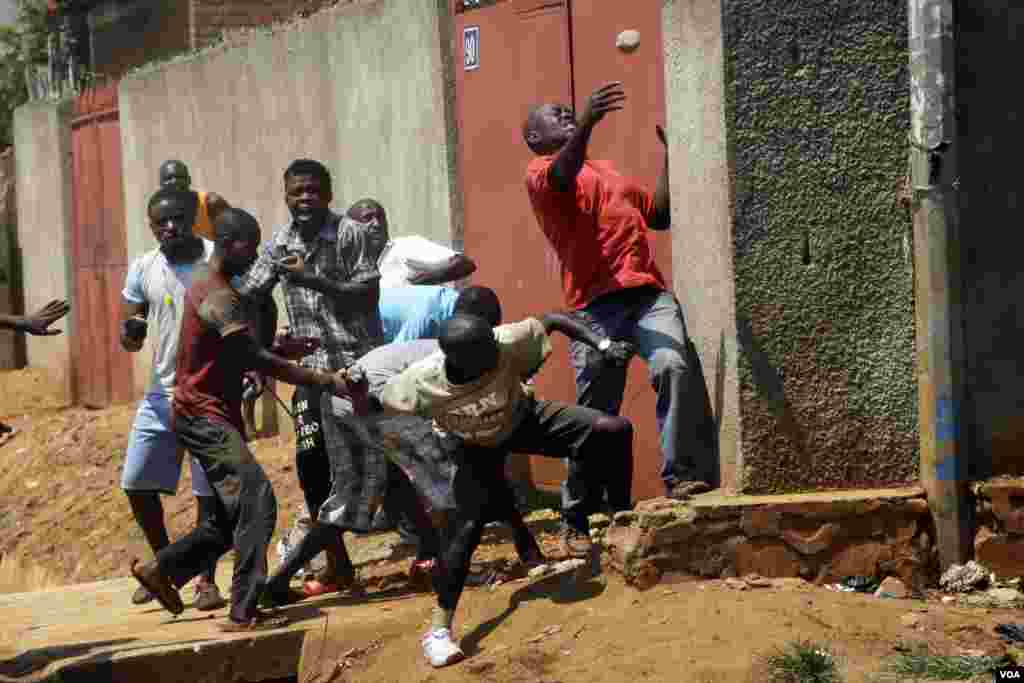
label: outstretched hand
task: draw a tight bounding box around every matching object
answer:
[580,82,627,129]
[601,340,636,367]
[22,299,70,336]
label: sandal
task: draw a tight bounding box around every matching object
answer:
[130,558,184,615]
[218,610,289,632]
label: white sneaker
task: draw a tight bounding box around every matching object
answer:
[422,628,465,668]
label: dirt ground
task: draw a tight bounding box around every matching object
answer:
[0,368,1019,682]
[288,574,1020,683]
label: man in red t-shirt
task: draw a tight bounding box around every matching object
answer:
[523,81,715,502]
[129,207,365,631]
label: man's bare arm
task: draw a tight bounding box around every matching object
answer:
[549,82,627,192]
[540,312,633,365]
[222,330,364,406]
[406,254,477,285]
[295,274,380,310]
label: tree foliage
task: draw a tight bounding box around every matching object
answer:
[0,0,51,149]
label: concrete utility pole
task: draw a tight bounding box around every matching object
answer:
[909,0,971,570]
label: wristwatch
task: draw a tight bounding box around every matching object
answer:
[598,338,612,352]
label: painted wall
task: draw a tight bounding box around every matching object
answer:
[957,1,1024,479]
[119,0,458,396]
[12,102,75,402]
[722,0,916,492]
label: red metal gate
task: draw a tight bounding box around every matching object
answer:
[70,84,133,408]
[452,0,670,501]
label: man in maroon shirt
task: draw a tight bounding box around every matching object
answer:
[129,207,365,631]
[522,81,716,503]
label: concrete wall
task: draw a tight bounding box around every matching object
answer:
[957,1,1024,479]
[662,0,741,491]
[12,102,75,402]
[119,0,458,396]
[722,0,916,493]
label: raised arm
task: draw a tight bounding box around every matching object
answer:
[549,82,627,192]
[406,253,477,285]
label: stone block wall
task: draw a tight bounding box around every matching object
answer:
[973,480,1024,579]
[190,0,347,49]
[599,494,937,590]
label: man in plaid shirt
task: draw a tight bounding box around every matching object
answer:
[237,159,383,595]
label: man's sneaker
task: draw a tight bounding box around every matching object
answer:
[422,628,465,668]
[559,526,593,559]
[194,582,227,611]
[131,584,155,605]
[667,480,712,500]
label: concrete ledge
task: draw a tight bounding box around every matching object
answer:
[597,487,936,590]
[0,576,305,683]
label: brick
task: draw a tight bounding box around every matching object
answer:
[604,525,651,567]
[732,539,804,578]
[781,522,841,556]
[975,527,1024,580]
[651,518,698,546]
[817,542,894,583]
[741,507,781,537]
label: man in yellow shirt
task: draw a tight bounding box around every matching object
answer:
[381,313,635,667]
[158,160,230,242]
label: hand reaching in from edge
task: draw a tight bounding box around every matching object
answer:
[22,299,70,336]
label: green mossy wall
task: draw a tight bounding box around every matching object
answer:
[722,0,917,492]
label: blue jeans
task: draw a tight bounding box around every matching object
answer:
[565,286,714,503]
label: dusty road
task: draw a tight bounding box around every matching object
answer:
[0,368,1017,682]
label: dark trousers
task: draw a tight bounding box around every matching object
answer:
[379,464,442,562]
[265,461,442,597]
[156,415,277,623]
[568,286,715,495]
[293,385,332,517]
[434,399,632,613]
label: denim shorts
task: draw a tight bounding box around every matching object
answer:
[120,393,214,497]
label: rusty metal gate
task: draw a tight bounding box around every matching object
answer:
[452,0,671,501]
[70,83,133,408]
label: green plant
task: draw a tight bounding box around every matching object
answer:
[880,651,1008,680]
[762,640,842,683]
[0,0,50,147]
